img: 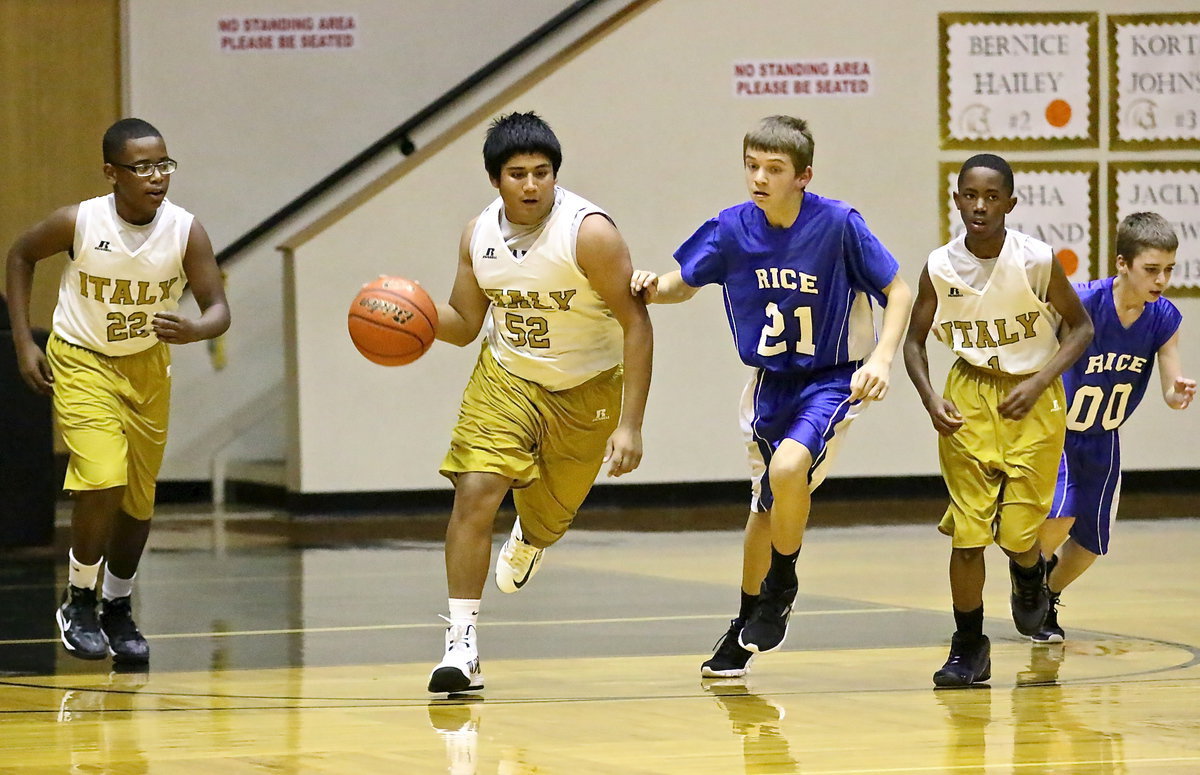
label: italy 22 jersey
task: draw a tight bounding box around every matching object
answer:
[674,193,898,373]
[1064,277,1181,435]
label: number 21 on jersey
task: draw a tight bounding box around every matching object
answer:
[757,302,815,356]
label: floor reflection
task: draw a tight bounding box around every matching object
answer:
[703,679,799,774]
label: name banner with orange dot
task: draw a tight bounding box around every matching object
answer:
[1109,14,1200,150]
[1109,162,1200,296]
[940,13,1099,149]
[941,162,1099,283]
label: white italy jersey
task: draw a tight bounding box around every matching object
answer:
[472,187,622,391]
[54,194,192,356]
[928,229,1059,375]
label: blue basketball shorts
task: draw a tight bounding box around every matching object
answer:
[740,364,861,513]
[1049,430,1121,555]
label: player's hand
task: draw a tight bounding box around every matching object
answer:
[997,376,1047,421]
[630,270,660,303]
[603,424,643,477]
[850,358,891,402]
[15,339,54,395]
[925,396,964,435]
[152,311,202,344]
[1169,376,1196,410]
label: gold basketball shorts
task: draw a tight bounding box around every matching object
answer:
[937,358,1066,552]
[47,335,171,520]
[440,345,622,546]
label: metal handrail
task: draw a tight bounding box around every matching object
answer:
[214,0,605,265]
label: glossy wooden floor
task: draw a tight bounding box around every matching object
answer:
[2,503,1199,774]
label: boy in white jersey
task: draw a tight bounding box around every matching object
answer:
[6,118,230,665]
[904,154,1093,687]
[427,112,652,694]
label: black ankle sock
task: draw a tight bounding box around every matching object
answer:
[765,546,800,590]
[953,605,984,639]
[1012,557,1045,581]
[738,590,759,622]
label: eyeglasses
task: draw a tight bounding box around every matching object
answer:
[113,159,178,177]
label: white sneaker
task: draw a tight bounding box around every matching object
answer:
[495,519,544,593]
[428,622,484,694]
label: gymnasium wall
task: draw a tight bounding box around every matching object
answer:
[286,0,1200,494]
[121,0,614,480]
[0,0,120,327]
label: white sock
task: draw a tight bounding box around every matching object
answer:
[102,568,136,601]
[448,598,480,628]
[68,549,102,591]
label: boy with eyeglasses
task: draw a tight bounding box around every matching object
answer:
[5,117,230,666]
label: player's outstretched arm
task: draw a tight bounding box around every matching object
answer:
[851,274,913,402]
[4,205,77,394]
[156,220,231,345]
[998,259,1093,420]
[630,269,699,304]
[903,266,963,435]
[578,214,652,477]
[1156,330,1196,410]
[435,220,490,347]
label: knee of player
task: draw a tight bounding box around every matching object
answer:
[767,443,814,481]
[951,545,987,562]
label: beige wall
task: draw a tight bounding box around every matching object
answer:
[0,0,120,327]
[288,0,1200,493]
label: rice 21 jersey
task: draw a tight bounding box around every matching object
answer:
[674,192,898,373]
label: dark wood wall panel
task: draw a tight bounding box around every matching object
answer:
[1,0,120,327]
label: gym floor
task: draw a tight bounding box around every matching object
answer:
[1,497,1198,773]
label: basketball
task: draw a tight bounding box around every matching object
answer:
[347,276,438,366]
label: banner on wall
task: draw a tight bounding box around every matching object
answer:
[940,12,1098,149]
[1109,162,1200,296]
[731,59,873,98]
[1109,13,1200,150]
[217,15,357,51]
[940,161,1099,283]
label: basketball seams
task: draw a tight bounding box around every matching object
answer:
[348,276,438,366]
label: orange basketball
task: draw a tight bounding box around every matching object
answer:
[347,276,438,366]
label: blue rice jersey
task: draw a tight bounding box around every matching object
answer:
[1064,277,1181,434]
[674,192,898,373]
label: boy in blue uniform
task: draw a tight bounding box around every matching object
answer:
[1035,212,1194,643]
[632,115,912,676]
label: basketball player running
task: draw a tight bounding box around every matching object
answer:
[904,153,1093,687]
[6,118,230,665]
[1035,212,1194,643]
[632,115,912,676]
[427,112,652,694]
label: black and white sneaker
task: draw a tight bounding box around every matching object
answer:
[495,518,544,594]
[738,581,797,654]
[1009,557,1049,637]
[1031,591,1065,643]
[56,585,107,660]
[99,596,150,665]
[428,622,484,694]
[933,633,991,688]
[702,618,755,677]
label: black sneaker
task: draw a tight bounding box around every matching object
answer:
[701,619,755,678]
[1031,591,1065,643]
[933,633,991,688]
[99,596,150,665]
[738,581,797,654]
[1009,557,1049,636]
[56,585,107,660]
